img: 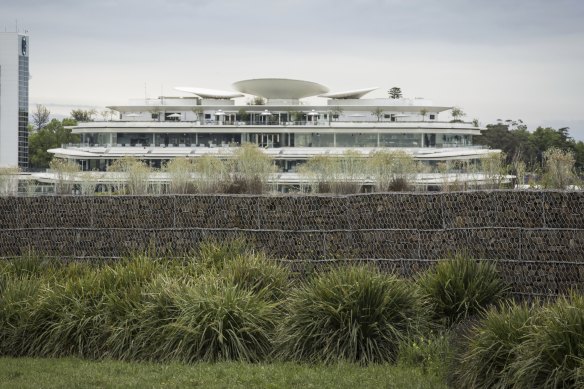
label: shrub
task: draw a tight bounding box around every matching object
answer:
[12,257,161,359]
[220,252,291,301]
[418,254,508,325]
[195,238,253,272]
[454,301,536,389]
[541,147,579,189]
[229,143,276,194]
[0,276,43,356]
[121,275,278,363]
[398,331,452,378]
[511,293,584,388]
[278,266,427,364]
[367,150,417,192]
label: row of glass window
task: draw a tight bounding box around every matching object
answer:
[80,133,472,148]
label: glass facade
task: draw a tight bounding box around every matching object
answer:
[18,45,29,168]
[379,133,420,147]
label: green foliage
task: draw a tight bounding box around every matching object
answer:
[371,107,384,122]
[28,119,80,169]
[388,87,403,99]
[49,158,81,194]
[481,152,508,189]
[541,147,579,189]
[0,248,280,364]
[418,254,508,325]
[220,252,291,301]
[107,157,152,194]
[168,278,278,362]
[398,331,452,379]
[511,293,584,388]
[163,157,195,194]
[278,266,427,364]
[367,150,417,192]
[454,301,536,389]
[31,104,50,131]
[0,166,20,196]
[195,238,253,272]
[299,150,366,194]
[476,122,584,173]
[193,155,228,193]
[450,107,465,121]
[70,109,96,122]
[229,143,276,194]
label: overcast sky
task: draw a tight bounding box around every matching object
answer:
[2,0,584,137]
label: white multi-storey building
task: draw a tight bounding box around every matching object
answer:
[47,78,499,189]
[0,32,29,169]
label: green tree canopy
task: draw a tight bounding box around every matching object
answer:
[388,87,402,99]
[70,109,96,122]
[475,121,584,172]
[28,118,80,169]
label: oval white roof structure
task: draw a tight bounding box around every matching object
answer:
[232,78,329,99]
[174,86,244,99]
[320,87,378,99]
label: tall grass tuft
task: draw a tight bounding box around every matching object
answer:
[220,252,291,301]
[0,166,20,196]
[49,158,80,195]
[195,238,253,271]
[113,275,278,363]
[0,276,43,356]
[541,147,579,189]
[367,150,417,192]
[299,151,366,194]
[454,301,536,389]
[510,292,584,388]
[278,266,427,364]
[418,254,508,325]
[228,143,276,194]
[107,157,152,194]
[164,157,195,194]
[8,256,162,359]
[193,155,228,193]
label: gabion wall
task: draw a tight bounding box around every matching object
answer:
[1,191,583,297]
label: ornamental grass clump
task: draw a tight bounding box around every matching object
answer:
[278,266,427,364]
[510,292,584,389]
[0,276,43,356]
[454,301,536,389]
[117,275,278,363]
[1,256,162,359]
[220,252,291,301]
[418,254,508,326]
[195,238,253,272]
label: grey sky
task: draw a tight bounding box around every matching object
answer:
[2,0,584,137]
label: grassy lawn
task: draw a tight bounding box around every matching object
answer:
[0,358,447,389]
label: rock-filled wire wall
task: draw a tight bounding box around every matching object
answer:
[1,191,583,297]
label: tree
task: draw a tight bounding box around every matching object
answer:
[70,109,96,122]
[388,87,402,99]
[28,119,80,169]
[420,108,428,122]
[450,107,465,122]
[329,106,344,123]
[236,108,249,122]
[31,104,51,131]
[371,107,384,122]
[247,96,266,105]
[100,109,116,121]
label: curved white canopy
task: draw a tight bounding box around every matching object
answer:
[232,78,329,99]
[320,87,378,99]
[174,86,244,99]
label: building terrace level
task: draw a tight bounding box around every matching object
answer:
[49,77,496,173]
